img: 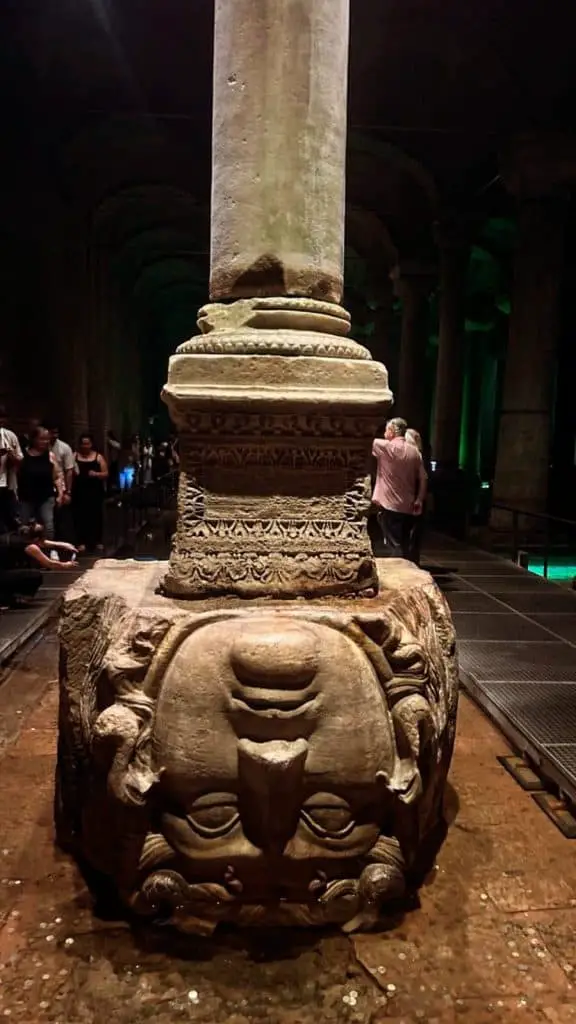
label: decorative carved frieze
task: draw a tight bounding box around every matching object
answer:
[162,391,387,598]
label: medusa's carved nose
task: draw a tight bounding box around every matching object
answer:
[230,619,319,690]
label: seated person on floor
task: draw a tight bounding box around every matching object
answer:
[0,522,78,609]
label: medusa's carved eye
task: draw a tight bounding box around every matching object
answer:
[300,793,355,838]
[186,793,240,838]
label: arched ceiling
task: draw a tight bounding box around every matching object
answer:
[91,184,207,357]
[2,0,575,417]
[4,0,576,218]
[94,185,206,239]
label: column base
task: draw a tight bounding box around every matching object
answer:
[56,558,459,935]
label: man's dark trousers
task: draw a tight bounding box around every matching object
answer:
[377,507,415,560]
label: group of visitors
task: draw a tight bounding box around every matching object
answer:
[372,416,428,564]
[0,408,110,609]
[124,433,179,488]
[0,410,109,550]
[0,403,425,608]
[0,411,180,611]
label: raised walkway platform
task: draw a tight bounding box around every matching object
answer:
[0,566,84,666]
[424,531,576,807]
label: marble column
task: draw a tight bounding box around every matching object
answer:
[492,197,564,517]
[162,0,391,599]
[431,230,469,469]
[391,265,434,433]
[210,0,347,303]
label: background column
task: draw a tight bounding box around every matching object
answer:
[492,197,564,518]
[432,224,470,469]
[392,264,434,432]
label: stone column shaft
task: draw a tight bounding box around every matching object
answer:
[432,242,468,468]
[210,0,349,303]
[493,198,564,515]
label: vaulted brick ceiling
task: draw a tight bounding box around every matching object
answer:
[4,0,576,200]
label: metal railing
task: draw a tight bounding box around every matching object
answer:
[103,470,178,555]
[491,503,576,582]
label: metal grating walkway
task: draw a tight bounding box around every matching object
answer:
[423,533,576,805]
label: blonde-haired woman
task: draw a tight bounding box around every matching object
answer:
[405,428,423,453]
[406,428,426,564]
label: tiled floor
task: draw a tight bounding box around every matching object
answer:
[425,533,576,805]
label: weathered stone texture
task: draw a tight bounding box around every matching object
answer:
[57,558,458,935]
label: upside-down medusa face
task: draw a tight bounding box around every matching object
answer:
[151,615,402,899]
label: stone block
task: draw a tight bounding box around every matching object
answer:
[56,557,458,935]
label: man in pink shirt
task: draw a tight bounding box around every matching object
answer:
[372,417,428,560]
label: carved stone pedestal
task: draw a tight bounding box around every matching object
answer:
[161,297,391,600]
[56,558,458,935]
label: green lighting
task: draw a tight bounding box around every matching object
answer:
[528,558,576,582]
[464,318,494,333]
[481,481,490,490]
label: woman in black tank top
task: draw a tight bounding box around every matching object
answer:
[72,433,109,552]
[18,427,62,539]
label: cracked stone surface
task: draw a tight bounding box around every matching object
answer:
[0,633,575,1022]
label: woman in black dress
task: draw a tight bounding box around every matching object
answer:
[18,427,63,539]
[72,434,109,553]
